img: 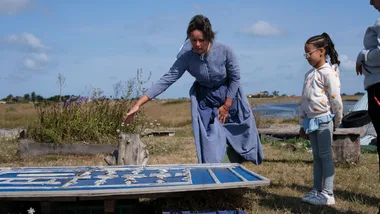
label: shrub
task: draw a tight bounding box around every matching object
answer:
[27,69,151,144]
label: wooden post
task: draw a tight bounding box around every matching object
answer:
[40,201,52,214]
[104,133,149,166]
[117,134,126,165]
[0,201,8,214]
[104,199,116,213]
[332,128,362,164]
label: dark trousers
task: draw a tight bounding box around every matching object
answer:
[367,82,380,166]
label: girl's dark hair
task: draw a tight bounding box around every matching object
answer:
[185,14,215,42]
[306,32,340,66]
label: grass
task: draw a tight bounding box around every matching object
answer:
[0,103,36,128]
[0,95,378,213]
[0,135,378,213]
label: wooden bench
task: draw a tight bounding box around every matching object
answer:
[258,127,363,164]
[144,131,176,137]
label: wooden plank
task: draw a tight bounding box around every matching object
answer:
[257,127,362,136]
[18,139,117,157]
[333,128,363,135]
[258,128,299,135]
[207,169,221,184]
[144,131,176,137]
[228,168,248,182]
[0,181,270,199]
[0,163,270,200]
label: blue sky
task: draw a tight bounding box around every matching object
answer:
[0,0,379,99]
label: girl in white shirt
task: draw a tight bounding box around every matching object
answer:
[299,32,343,206]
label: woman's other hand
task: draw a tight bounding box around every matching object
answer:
[218,105,229,124]
[299,127,308,139]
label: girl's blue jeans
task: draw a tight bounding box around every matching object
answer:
[309,120,334,195]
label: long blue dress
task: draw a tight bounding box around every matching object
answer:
[145,41,264,165]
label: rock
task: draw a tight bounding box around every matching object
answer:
[0,128,27,141]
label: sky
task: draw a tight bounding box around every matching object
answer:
[0,0,379,99]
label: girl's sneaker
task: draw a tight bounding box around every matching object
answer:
[307,191,335,205]
[301,189,318,204]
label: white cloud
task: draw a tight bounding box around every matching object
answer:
[0,0,31,15]
[241,20,284,37]
[7,33,50,51]
[2,33,52,71]
[22,52,49,70]
[339,54,356,71]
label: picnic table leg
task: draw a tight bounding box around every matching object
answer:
[104,199,116,214]
[40,201,52,214]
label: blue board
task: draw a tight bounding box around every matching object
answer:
[0,163,270,199]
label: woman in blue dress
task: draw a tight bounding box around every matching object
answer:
[124,15,264,165]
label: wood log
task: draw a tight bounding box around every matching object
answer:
[104,133,149,166]
[332,134,361,164]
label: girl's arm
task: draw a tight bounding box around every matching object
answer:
[323,69,343,128]
[298,103,306,128]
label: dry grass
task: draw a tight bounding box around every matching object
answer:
[248,95,361,107]
[0,95,360,129]
[0,95,377,213]
[142,99,192,127]
[0,103,36,128]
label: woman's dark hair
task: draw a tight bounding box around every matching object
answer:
[185,14,215,42]
[306,32,340,66]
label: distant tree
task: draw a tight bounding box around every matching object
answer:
[272,90,280,97]
[341,93,347,96]
[31,91,36,103]
[6,94,13,102]
[57,73,66,102]
[354,92,365,96]
[281,94,287,97]
[24,93,31,101]
[36,95,44,102]
[47,95,61,102]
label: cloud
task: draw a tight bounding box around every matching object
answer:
[22,52,49,70]
[1,32,54,72]
[241,20,284,37]
[6,33,50,52]
[339,54,356,71]
[0,0,31,15]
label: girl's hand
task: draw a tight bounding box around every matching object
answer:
[299,128,307,139]
[218,105,229,124]
[356,63,363,75]
[123,104,140,125]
